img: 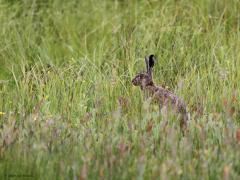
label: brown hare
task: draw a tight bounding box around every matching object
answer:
[132,55,189,133]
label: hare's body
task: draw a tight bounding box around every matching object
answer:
[132,55,189,133]
[142,83,188,131]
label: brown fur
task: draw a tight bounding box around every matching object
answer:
[132,60,189,133]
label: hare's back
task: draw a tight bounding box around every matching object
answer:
[155,86,186,111]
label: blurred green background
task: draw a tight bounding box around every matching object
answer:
[0,0,240,179]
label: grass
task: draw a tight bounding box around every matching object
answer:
[0,0,240,179]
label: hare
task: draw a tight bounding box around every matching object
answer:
[132,55,189,133]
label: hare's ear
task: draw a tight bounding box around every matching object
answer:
[149,54,155,69]
[145,56,149,74]
[145,54,156,79]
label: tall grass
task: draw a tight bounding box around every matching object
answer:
[0,0,240,179]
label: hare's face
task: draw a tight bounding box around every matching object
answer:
[132,73,152,87]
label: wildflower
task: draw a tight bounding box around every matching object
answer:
[236,129,240,142]
[80,164,88,180]
[223,165,230,180]
[0,112,5,115]
[146,120,154,133]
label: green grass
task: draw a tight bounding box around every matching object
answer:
[0,0,240,179]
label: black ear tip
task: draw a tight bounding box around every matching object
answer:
[149,54,155,68]
[149,54,155,59]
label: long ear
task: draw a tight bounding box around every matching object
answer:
[149,54,155,68]
[145,54,155,79]
[145,56,150,74]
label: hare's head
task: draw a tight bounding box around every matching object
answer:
[132,54,156,88]
[131,72,152,87]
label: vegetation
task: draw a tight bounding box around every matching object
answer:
[0,0,240,179]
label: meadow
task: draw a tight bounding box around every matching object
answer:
[0,0,240,179]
